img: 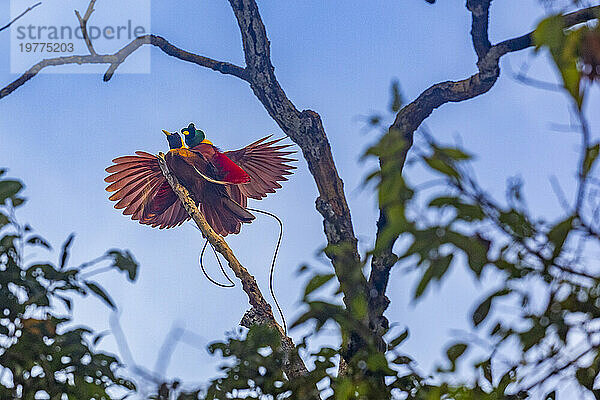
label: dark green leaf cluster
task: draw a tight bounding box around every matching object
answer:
[0,171,139,399]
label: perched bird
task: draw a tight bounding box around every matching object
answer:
[105,125,295,236]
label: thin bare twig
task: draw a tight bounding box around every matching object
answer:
[0,34,248,99]
[575,108,592,212]
[75,0,98,56]
[523,345,597,392]
[0,2,42,33]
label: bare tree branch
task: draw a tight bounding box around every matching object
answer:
[75,0,98,56]
[0,34,248,99]
[155,153,310,381]
[366,3,600,348]
[0,2,42,33]
[103,35,250,82]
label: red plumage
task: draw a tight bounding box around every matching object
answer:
[105,136,295,236]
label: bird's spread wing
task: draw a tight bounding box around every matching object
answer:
[105,151,190,229]
[225,136,296,200]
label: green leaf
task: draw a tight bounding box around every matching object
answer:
[443,342,468,372]
[545,390,556,400]
[561,29,584,108]
[106,250,139,282]
[472,289,509,327]
[424,158,460,179]
[437,147,472,161]
[429,196,485,222]
[335,379,354,400]
[366,352,395,374]
[391,355,413,365]
[431,254,453,279]
[583,143,600,177]
[11,197,25,207]
[576,366,596,390]
[499,209,534,238]
[534,15,584,107]
[447,343,467,362]
[519,322,546,351]
[0,180,23,204]
[0,212,9,228]
[389,79,404,113]
[428,196,459,208]
[414,264,435,300]
[446,231,490,276]
[85,281,116,310]
[473,297,492,327]
[304,273,335,297]
[414,254,453,299]
[547,216,574,258]
[481,358,493,385]
[389,328,409,348]
[26,235,51,250]
[534,15,565,51]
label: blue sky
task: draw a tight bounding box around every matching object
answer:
[1,0,599,396]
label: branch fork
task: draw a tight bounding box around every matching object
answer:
[75,0,98,56]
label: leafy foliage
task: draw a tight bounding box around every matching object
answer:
[356,70,600,397]
[534,12,600,107]
[0,171,139,399]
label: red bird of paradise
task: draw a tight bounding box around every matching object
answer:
[105,123,295,236]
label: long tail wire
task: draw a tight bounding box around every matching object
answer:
[247,207,286,335]
[195,207,287,334]
[199,239,235,288]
